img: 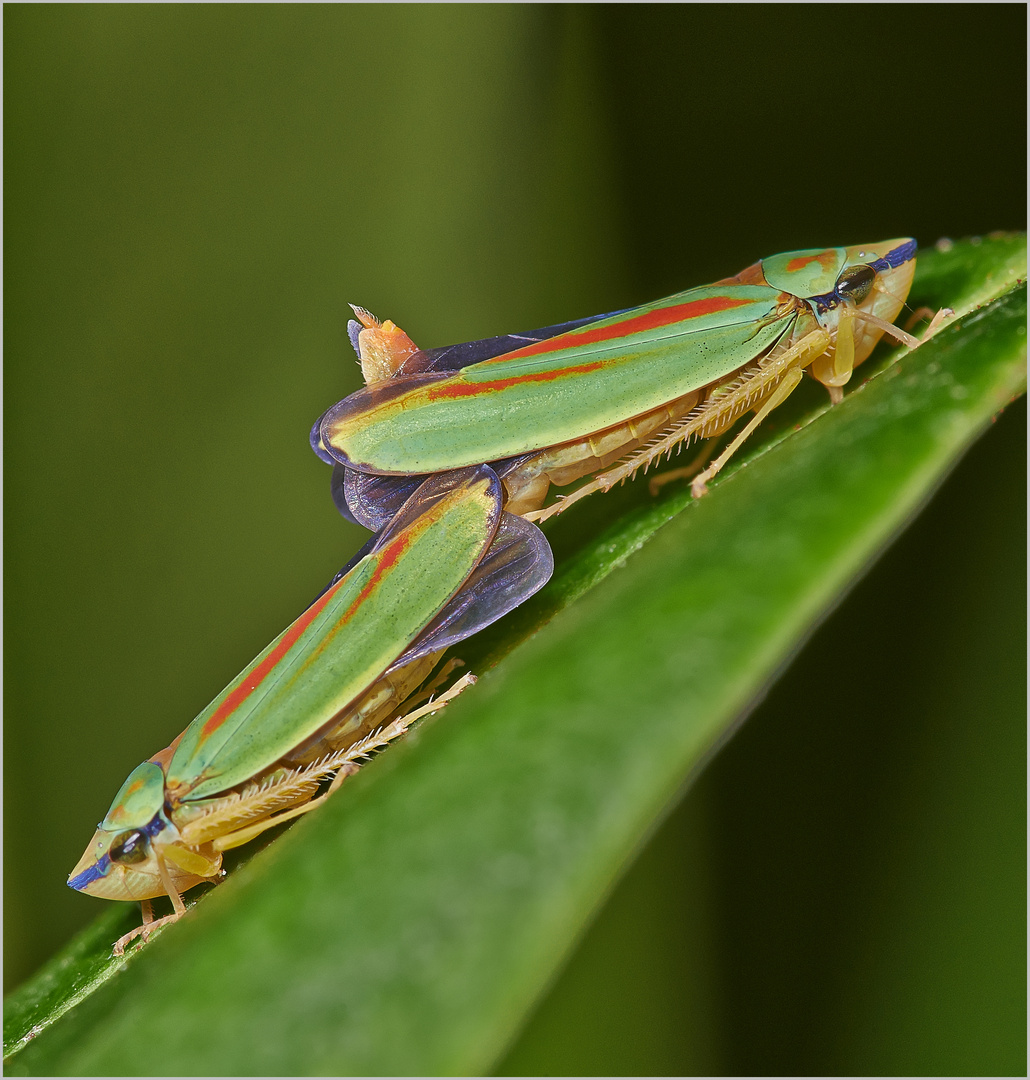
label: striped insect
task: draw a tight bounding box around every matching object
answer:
[313,239,948,526]
[68,466,552,953]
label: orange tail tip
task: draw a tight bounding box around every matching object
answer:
[348,304,380,330]
[351,311,420,384]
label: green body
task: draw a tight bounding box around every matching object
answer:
[320,241,916,475]
[324,288,789,473]
[68,466,503,901]
[167,467,501,801]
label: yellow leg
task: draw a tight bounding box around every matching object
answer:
[526,329,830,523]
[647,435,726,496]
[810,305,856,404]
[851,305,952,350]
[211,671,478,853]
[903,305,953,339]
[113,857,188,955]
[832,306,856,383]
[213,763,363,852]
[690,367,805,498]
[904,305,936,332]
[921,307,954,338]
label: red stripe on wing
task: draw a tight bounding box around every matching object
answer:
[197,577,350,742]
[477,293,757,364]
[425,360,609,401]
[196,523,424,744]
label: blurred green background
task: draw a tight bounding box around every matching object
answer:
[5,6,1025,1075]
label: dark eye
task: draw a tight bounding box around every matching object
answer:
[109,830,149,864]
[836,264,876,302]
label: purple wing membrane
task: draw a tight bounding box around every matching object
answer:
[337,466,429,531]
[392,511,553,668]
[310,411,336,465]
[347,319,364,357]
[329,464,361,525]
[333,453,537,531]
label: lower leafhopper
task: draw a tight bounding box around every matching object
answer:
[68,465,551,952]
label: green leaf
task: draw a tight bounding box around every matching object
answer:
[5,235,1026,1075]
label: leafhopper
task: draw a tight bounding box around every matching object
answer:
[68,466,551,952]
[314,239,948,523]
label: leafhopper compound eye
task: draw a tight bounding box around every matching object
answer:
[109,830,149,864]
[835,264,876,303]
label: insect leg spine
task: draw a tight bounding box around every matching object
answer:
[606,361,791,486]
[179,671,476,847]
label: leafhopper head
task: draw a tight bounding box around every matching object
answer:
[67,761,221,902]
[759,238,918,387]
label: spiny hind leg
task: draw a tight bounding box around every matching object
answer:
[690,368,804,498]
[679,325,827,492]
[648,435,728,497]
[210,672,479,854]
[526,331,829,522]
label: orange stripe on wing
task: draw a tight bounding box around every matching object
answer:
[425,360,609,401]
[476,293,757,365]
[335,528,415,626]
[196,510,437,744]
[197,572,352,743]
[295,494,467,671]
